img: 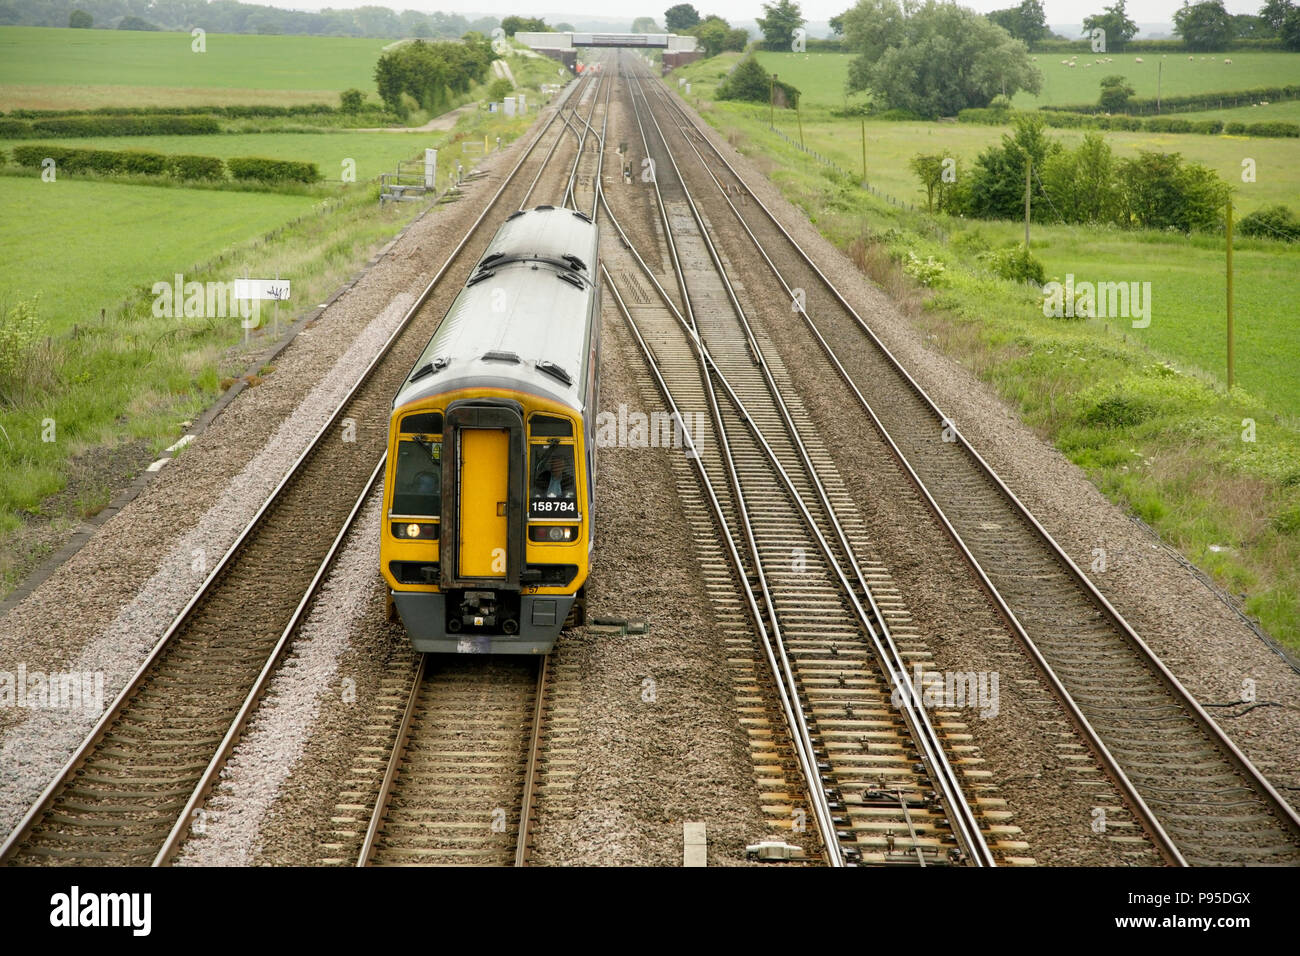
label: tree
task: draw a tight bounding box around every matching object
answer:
[1118,151,1228,232]
[339,88,366,112]
[716,54,799,103]
[1082,0,1138,51]
[664,4,701,32]
[756,0,805,50]
[118,15,158,30]
[555,22,575,32]
[1284,6,1300,48]
[829,13,845,34]
[966,115,1060,220]
[68,9,92,28]
[843,0,1041,119]
[1040,133,1121,223]
[841,0,906,87]
[631,16,660,32]
[909,154,963,213]
[987,0,1049,46]
[501,16,548,36]
[1260,0,1294,32]
[690,16,731,56]
[1098,74,1135,112]
[724,27,750,50]
[1174,0,1234,50]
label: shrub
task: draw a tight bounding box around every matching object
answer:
[166,154,226,181]
[1245,121,1300,137]
[11,144,228,182]
[1225,121,1246,133]
[1238,204,1300,241]
[487,77,514,101]
[1082,394,1152,428]
[227,156,320,184]
[6,115,221,138]
[1098,75,1135,113]
[0,296,55,406]
[985,244,1046,284]
[902,250,946,286]
[12,144,165,175]
[717,54,800,104]
[339,89,366,112]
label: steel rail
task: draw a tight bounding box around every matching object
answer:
[514,655,549,866]
[1,88,581,864]
[154,457,387,866]
[643,69,1300,860]
[602,266,843,865]
[614,67,847,865]
[625,68,993,865]
[356,654,428,867]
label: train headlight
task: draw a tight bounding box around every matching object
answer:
[528,524,579,543]
[392,522,439,540]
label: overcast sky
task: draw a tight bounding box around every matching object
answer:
[340,0,1270,29]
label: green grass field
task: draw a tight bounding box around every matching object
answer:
[747,49,1300,112]
[1020,51,1300,108]
[0,177,315,332]
[0,25,387,109]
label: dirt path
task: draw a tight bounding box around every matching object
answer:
[353,101,477,133]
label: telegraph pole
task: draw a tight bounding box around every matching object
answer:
[1226,200,1235,390]
[1024,156,1032,247]
[795,91,804,149]
[861,118,867,184]
[770,73,776,128]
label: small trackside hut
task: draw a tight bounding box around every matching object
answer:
[380,206,601,654]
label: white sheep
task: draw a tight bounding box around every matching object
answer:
[1135,56,1144,62]
[1224,58,1232,64]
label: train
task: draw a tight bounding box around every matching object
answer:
[380,205,601,654]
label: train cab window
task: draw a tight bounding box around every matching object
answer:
[401,411,443,434]
[530,414,573,437]
[529,442,578,520]
[392,438,442,517]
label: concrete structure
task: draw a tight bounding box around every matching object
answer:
[515,32,697,52]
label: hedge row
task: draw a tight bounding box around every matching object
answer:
[4,104,340,119]
[226,156,321,183]
[9,145,317,183]
[0,114,221,138]
[1051,84,1300,116]
[957,108,1300,137]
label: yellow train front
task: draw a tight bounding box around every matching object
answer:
[380,206,601,654]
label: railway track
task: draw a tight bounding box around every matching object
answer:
[594,65,997,866]
[356,656,547,866]
[0,76,596,867]
[632,59,1300,866]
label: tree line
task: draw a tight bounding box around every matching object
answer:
[374,34,495,117]
[911,116,1232,234]
[3,0,500,37]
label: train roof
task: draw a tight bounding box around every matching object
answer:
[394,206,600,414]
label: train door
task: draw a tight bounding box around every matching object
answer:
[458,428,509,579]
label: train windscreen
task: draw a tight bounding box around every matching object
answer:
[392,439,442,516]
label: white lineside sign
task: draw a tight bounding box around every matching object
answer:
[425,148,437,188]
[504,96,516,117]
[234,278,290,301]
